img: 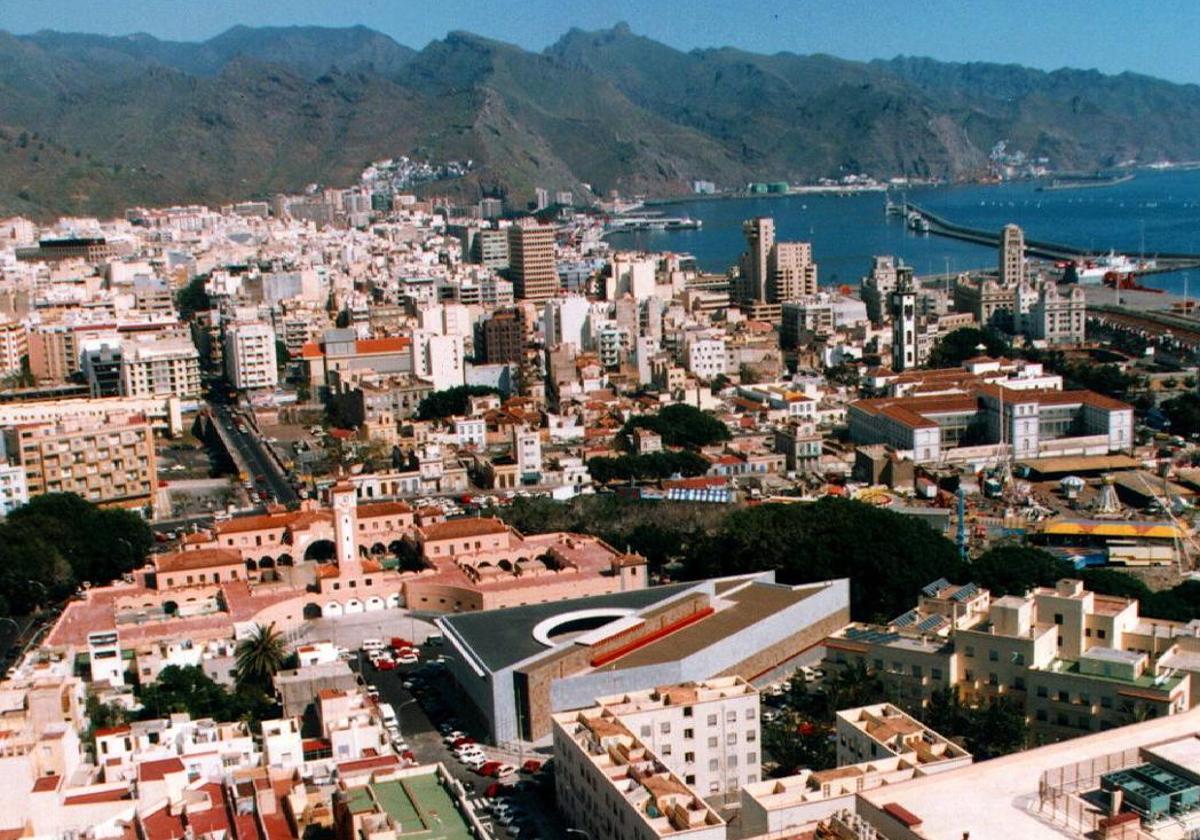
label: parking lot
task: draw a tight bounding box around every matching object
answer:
[356,643,567,840]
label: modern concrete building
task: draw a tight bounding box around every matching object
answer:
[224,322,278,391]
[438,574,849,744]
[737,217,817,304]
[119,337,202,399]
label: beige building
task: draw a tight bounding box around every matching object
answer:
[737,217,817,303]
[4,412,157,508]
[120,336,202,399]
[1000,222,1026,286]
[824,578,1192,742]
[507,220,558,301]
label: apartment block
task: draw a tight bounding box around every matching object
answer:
[0,461,28,515]
[4,412,157,508]
[119,337,202,399]
[594,678,762,798]
[224,322,278,390]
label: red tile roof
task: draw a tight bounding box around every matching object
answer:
[155,548,242,574]
[138,757,185,782]
[31,775,61,793]
[419,518,509,541]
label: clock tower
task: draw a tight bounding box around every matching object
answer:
[331,480,362,577]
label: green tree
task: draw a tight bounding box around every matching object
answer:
[969,545,1072,597]
[417,385,500,421]
[928,327,1009,368]
[1079,568,1153,601]
[1162,393,1200,438]
[235,623,286,690]
[621,404,731,450]
[683,498,964,620]
[763,711,834,777]
[586,451,710,484]
[176,275,211,320]
[137,665,276,725]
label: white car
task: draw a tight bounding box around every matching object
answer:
[460,752,487,768]
[443,731,467,744]
[495,763,517,777]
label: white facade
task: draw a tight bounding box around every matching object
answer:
[0,462,28,516]
[120,337,202,399]
[686,336,727,381]
[412,332,465,391]
[224,322,278,390]
[543,294,591,349]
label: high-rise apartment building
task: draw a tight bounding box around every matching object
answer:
[507,220,558,301]
[223,322,278,391]
[1000,223,1026,286]
[737,217,817,303]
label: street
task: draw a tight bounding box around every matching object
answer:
[211,403,299,505]
[359,649,567,840]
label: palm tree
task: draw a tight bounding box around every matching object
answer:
[235,623,286,689]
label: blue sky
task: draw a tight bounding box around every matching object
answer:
[2,0,1197,84]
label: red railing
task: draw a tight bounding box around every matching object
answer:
[590,606,715,668]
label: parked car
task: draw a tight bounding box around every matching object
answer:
[521,759,542,774]
[493,763,517,778]
[478,760,503,777]
[375,658,396,671]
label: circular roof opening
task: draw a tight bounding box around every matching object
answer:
[531,608,636,647]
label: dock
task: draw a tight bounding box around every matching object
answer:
[901,203,1200,274]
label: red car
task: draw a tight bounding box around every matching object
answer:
[390,637,412,650]
[375,659,396,671]
[401,750,415,762]
[452,736,476,748]
[521,759,542,774]
[484,782,508,798]
[477,761,503,777]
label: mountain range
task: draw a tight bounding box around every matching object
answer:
[2,22,1199,218]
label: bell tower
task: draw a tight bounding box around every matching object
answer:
[331,480,362,577]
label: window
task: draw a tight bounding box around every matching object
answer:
[1054,613,1063,625]
[708,737,718,749]
[1098,629,1107,640]
[931,667,943,681]
[1079,692,1090,705]
[745,708,755,720]
[684,752,694,763]
[661,744,672,756]
[708,759,719,771]
[707,715,718,726]
[965,669,974,681]
[683,706,693,718]
[726,733,737,746]
[684,728,694,740]
[912,665,923,678]
[1057,691,1069,703]
[747,730,757,743]
[660,722,671,734]
[1036,710,1047,722]
[965,645,975,658]
[1014,676,1026,691]
[988,649,999,662]
[726,711,737,723]
[727,754,738,768]
[1056,713,1069,726]
[640,725,651,738]
[685,774,695,785]
[873,658,883,670]
[1101,696,1113,709]
[746,751,757,765]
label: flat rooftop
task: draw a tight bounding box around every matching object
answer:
[595,581,828,670]
[856,706,1200,840]
[438,583,694,673]
[346,772,473,840]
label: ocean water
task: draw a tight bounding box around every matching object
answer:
[604,168,1200,295]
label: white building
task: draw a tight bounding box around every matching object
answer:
[412,332,465,391]
[0,462,28,515]
[686,336,728,381]
[120,336,202,399]
[224,322,278,390]
[544,294,591,350]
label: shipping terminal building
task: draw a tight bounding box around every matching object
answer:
[436,573,850,744]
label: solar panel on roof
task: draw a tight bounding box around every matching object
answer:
[916,615,948,633]
[951,582,979,602]
[891,609,919,628]
[922,578,951,597]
